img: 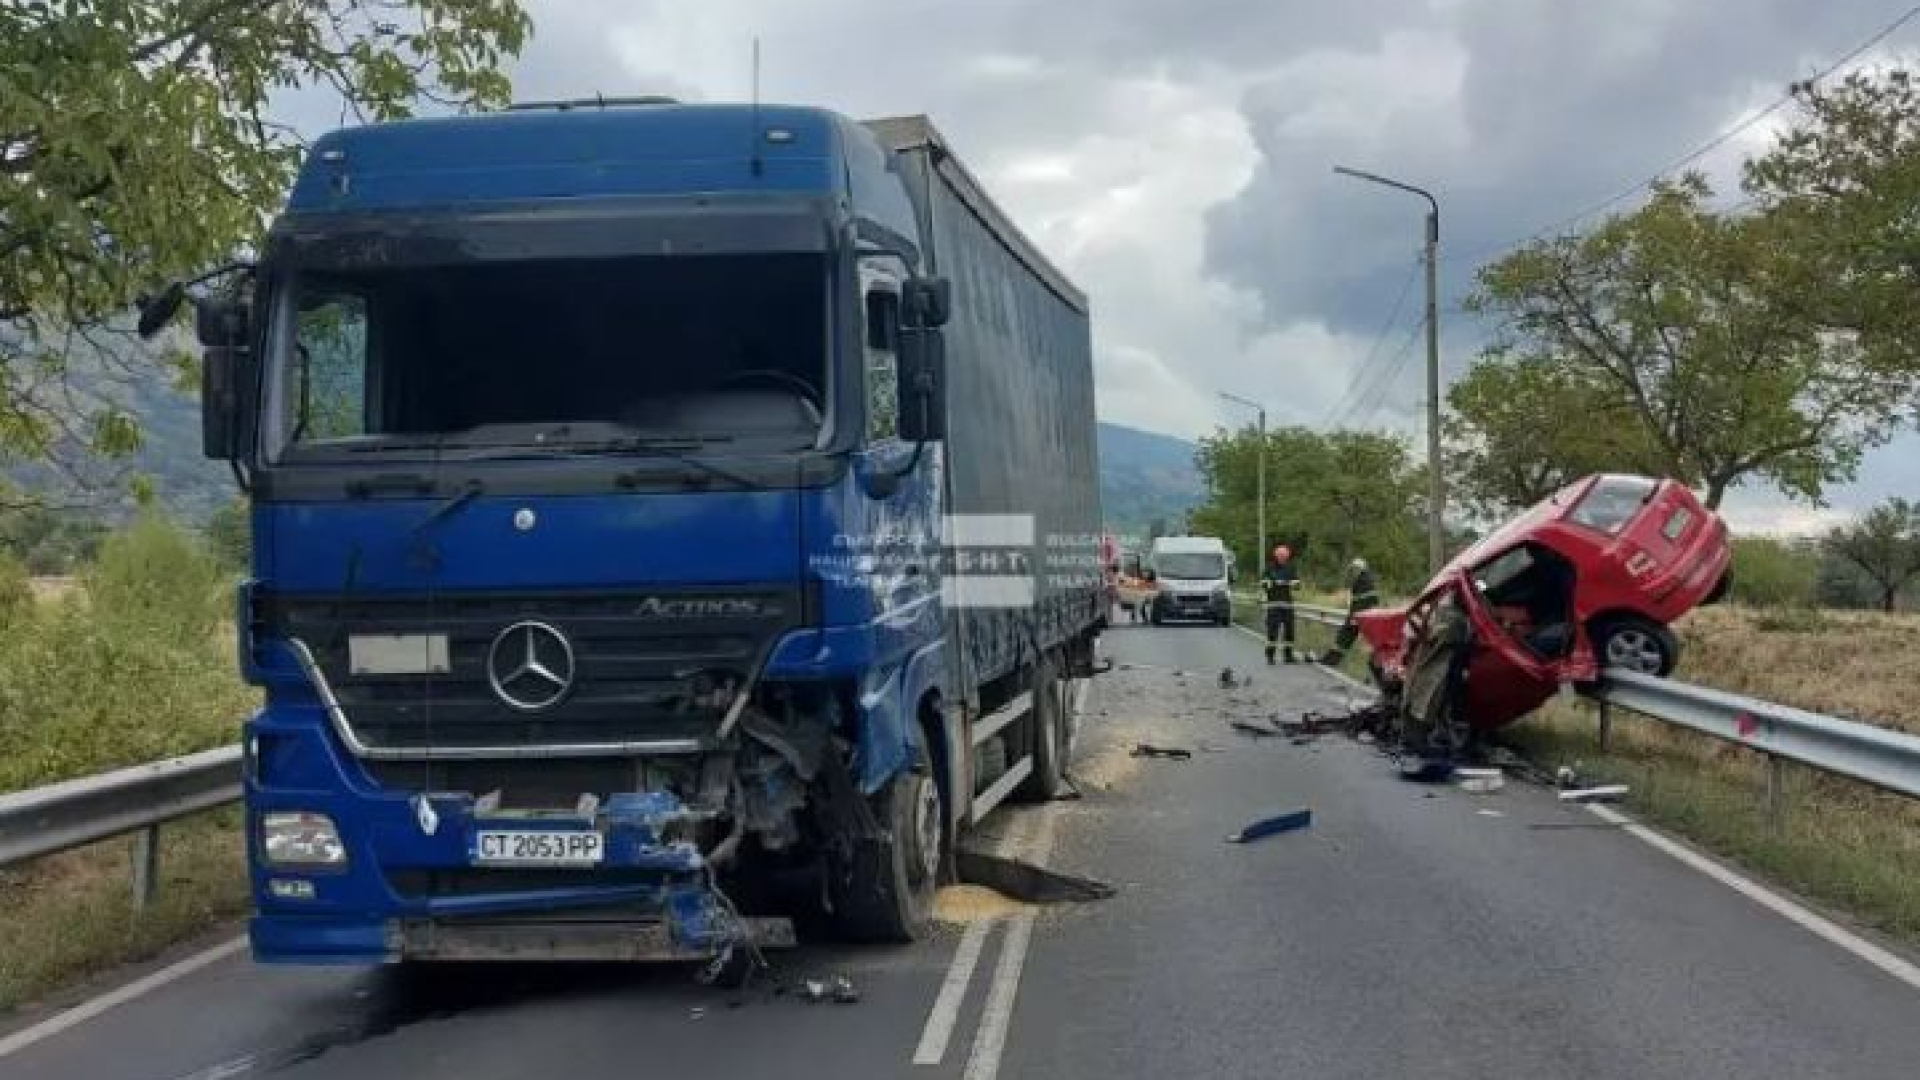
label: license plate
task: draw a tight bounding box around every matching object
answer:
[473,830,603,866]
[348,633,450,675]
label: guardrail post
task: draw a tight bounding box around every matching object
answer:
[1597,699,1612,752]
[1764,754,1787,837]
[131,824,159,912]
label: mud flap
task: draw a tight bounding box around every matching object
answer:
[954,843,1116,904]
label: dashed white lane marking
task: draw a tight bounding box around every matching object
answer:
[0,935,247,1060]
[1585,804,1920,992]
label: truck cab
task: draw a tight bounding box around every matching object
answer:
[174,101,1103,969]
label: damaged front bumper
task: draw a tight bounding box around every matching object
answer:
[245,713,793,966]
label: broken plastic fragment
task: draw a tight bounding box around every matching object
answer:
[830,975,859,1004]
[1226,808,1312,843]
[1558,784,1629,803]
[1131,743,1192,760]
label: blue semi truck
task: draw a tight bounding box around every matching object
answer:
[170,100,1104,967]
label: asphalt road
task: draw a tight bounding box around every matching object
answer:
[5,622,1920,1079]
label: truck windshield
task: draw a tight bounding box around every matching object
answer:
[1156,553,1225,580]
[263,253,828,460]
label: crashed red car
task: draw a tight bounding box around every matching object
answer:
[1355,475,1731,731]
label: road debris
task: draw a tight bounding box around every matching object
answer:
[956,846,1117,903]
[1230,719,1281,739]
[1399,758,1454,783]
[1226,808,1312,843]
[1558,784,1629,803]
[801,979,829,1003]
[1131,742,1193,760]
[689,1006,707,1020]
[1555,765,1581,788]
[1476,808,1505,818]
[1219,667,1244,689]
[1455,767,1506,794]
[830,975,860,1004]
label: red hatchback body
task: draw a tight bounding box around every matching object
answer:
[1355,475,1731,732]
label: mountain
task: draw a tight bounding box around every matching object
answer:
[1097,421,1203,539]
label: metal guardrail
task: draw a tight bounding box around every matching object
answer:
[1593,670,1920,828]
[0,745,242,909]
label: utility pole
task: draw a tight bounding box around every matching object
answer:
[1333,165,1446,573]
[1219,392,1267,572]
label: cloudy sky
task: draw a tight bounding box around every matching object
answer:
[311,1,1920,532]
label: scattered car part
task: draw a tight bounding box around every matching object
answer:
[1226,808,1313,843]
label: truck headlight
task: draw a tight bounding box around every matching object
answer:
[261,811,346,867]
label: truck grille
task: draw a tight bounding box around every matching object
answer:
[263,587,806,755]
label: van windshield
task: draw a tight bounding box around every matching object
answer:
[263,252,829,461]
[1156,553,1225,580]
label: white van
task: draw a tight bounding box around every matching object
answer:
[1146,535,1234,625]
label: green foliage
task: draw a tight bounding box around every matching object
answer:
[0,547,29,620]
[1822,498,1920,614]
[0,515,253,792]
[1727,534,1818,608]
[1461,178,1911,511]
[1190,425,1424,592]
[82,512,227,637]
[1745,69,1920,383]
[0,504,106,572]
[203,496,249,568]
[0,1,531,486]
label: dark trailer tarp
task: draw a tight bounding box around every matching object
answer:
[866,116,1104,694]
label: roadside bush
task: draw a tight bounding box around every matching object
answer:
[0,515,253,792]
[83,513,229,639]
[0,549,28,623]
[1728,535,1817,608]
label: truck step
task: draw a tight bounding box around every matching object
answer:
[970,691,1033,747]
[971,755,1034,822]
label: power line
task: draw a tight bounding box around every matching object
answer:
[1456,3,1920,266]
[1330,255,1421,422]
[1349,318,1426,427]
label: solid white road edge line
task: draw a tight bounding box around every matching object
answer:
[1585,803,1920,991]
[0,935,248,1060]
[962,806,1057,1080]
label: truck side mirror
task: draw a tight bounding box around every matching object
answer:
[897,325,946,442]
[195,294,250,348]
[904,276,951,328]
[202,346,247,460]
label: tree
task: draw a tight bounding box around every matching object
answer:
[1744,69,1920,383]
[1,1,530,490]
[1445,354,1661,519]
[1464,178,1911,510]
[1191,425,1424,592]
[1823,498,1920,613]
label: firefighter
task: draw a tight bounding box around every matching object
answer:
[1262,545,1298,665]
[1322,556,1380,665]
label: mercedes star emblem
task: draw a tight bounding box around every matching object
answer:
[486,621,575,711]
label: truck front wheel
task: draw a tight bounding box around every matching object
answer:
[831,741,942,943]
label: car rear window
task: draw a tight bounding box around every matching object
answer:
[1567,477,1658,534]
[1662,507,1694,542]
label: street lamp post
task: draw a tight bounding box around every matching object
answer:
[1219,391,1267,573]
[1333,165,1445,574]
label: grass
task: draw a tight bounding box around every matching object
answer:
[1501,603,1920,945]
[0,807,249,1012]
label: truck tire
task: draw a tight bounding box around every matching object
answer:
[1591,616,1679,676]
[1013,661,1068,802]
[831,736,943,943]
